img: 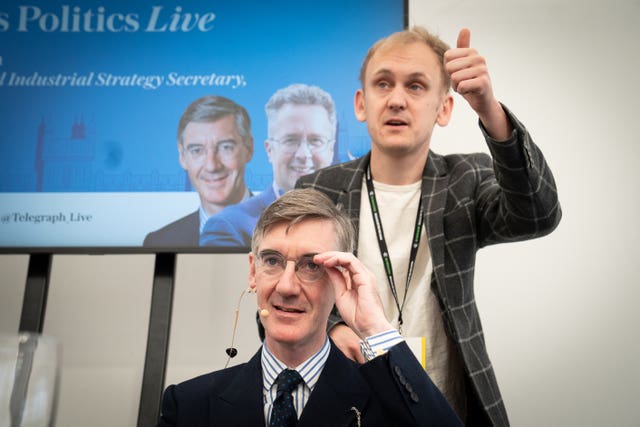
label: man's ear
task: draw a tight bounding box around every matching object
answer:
[245,137,254,163]
[264,139,274,164]
[178,142,187,169]
[354,89,366,123]
[248,252,257,290]
[436,94,454,127]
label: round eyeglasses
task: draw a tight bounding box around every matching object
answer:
[269,135,333,154]
[256,250,325,283]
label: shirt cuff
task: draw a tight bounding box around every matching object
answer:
[359,329,404,361]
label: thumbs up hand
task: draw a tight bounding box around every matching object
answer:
[444,28,512,140]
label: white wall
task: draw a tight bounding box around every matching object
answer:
[1,1,639,426]
[409,0,640,425]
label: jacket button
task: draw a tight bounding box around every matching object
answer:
[394,366,407,385]
[404,382,414,393]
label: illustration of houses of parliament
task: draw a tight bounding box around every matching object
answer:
[30,116,185,192]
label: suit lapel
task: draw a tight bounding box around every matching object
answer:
[210,344,369,427]
[181,210,200,246]
[339,151,452,325]
[210,350,265,426]
[421,153,452,321]
[335,154,369,255]
[298,343,370,427]
[260,185,278,209]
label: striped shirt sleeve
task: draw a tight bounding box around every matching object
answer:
[359,329,404,361]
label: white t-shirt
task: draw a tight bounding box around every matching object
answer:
[358,178,466,419]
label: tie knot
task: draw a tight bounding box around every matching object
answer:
[276,369,302,394]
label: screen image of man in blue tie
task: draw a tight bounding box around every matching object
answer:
[156,189,463,427]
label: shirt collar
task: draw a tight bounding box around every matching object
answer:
[261,337,330,393]
[198,187,252,233]
[272,182,286,198]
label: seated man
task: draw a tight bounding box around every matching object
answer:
[157,189,462,426]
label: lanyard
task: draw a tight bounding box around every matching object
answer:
[365,164,424,334]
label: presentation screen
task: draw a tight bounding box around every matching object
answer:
[0,0,406,253]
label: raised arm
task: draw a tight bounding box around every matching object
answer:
[444,28,513,141]
[315,251,393,338]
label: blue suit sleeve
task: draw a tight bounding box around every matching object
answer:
[200,213,249,247]
[156,385,178,427]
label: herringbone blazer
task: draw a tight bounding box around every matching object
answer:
[296,108,561,426]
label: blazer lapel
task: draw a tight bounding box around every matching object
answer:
[335,154,369,254]
[210,350,265,426]
[421,153,454,329]
[298,343,370,427]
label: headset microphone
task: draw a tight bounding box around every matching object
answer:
[224,287,255,368]
[259,308,270,317]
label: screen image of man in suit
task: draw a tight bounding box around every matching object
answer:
[199,84,337,248]
[143,95,254,247]
[156,188,463,427]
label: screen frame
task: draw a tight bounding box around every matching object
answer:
[0,0,408,255]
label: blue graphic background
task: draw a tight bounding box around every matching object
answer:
[0,0,404,193]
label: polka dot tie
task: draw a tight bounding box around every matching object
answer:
[269,369,303,427]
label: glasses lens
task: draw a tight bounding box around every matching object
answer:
[259,251,285,276]
[307,136,328,149]
[296,255,325,282]
[257,252,324,283]
[276,136,331,154]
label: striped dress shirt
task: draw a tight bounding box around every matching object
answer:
[261,338,330,425]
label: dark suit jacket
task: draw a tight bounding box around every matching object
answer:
[157,341,463,427]
[296,106,562,426]
[143,210,199,247]
[199,185,278,248]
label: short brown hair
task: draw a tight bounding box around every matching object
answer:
[359,26,451,94]
[251,188,355,254]
[177,95,253,150]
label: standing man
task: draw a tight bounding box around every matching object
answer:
[296,27,561,426]
[199,84,336,248]
[144,95,254,247]
[157,188,463,427]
